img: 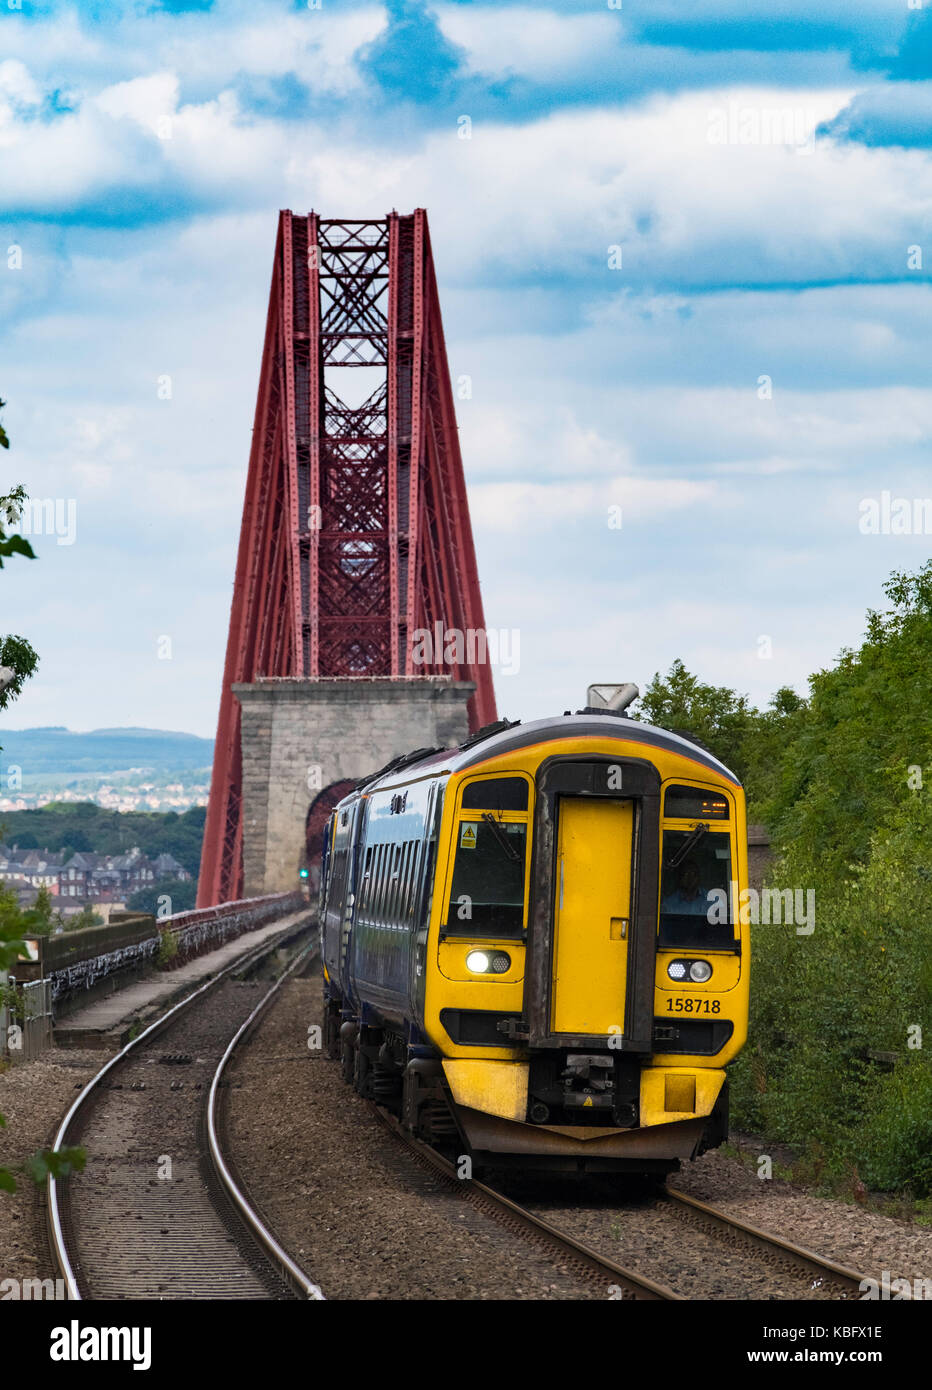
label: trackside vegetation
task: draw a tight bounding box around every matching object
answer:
[636,561,932,1203]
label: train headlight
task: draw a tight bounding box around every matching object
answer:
[667,960,688,981]
[465,950,512,975]
[689,960,713,983]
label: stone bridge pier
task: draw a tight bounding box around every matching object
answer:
[235,676,475,898]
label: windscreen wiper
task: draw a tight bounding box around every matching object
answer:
[482,812,522,863]
[666,821,708,868]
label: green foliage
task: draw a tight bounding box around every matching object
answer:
[63,905,105,932]
[0,803,206,879]
[634,660,806,815]
[640,567,932,1198]
[634,658,758,781]
[155,929,178,967]
[763,561,932,893]
[0,483,36,570]
[22,1147,86,1185]
[728,565,932,1197]
[0,634,39,709]
[0,885,87,1195]
[0,441,84,1194]
[129,877,197,916]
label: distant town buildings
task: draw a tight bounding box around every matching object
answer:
[0,780,209,814]
[0,843,191,915]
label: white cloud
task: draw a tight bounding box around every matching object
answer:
[470,473,717,531]
[437,4,624,80]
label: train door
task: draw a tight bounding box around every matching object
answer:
[551,797,635,1036]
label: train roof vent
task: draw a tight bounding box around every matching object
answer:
[585,682,640,714]
[457,718,520,751]
[354,745,445,791]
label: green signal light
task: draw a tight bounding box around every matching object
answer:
[299,869,309,879]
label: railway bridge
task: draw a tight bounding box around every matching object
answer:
[198,210,497,907]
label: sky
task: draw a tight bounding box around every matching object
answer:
[1,0,931,738]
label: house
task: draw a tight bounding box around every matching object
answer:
[3,843,192,906]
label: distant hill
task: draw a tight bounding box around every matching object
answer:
[0,727,214,775]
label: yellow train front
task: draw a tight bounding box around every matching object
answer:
[319,710,749,1176]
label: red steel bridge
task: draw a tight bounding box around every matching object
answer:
[198,210,497,907]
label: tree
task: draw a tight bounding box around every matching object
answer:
[128,877,197,916]
[62,905,104,933]
[633,658,760,784]
[1,473,40,706]
[765,560,932,886]
[29,884,56,936]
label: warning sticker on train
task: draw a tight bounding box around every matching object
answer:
[460,823,478,849]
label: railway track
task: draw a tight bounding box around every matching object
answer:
[48,923,324,1301]
[371,1103,872,1300]
[45,937,878,1303]
[491,1173,874,1301]
[663,1186,869,1299]
[369,1105,682,1299]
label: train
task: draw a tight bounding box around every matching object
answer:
[318,704,749,1176]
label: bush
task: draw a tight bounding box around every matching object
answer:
[732,792,932,1195]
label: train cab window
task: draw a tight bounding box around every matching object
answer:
[659,828,736,949]
[446,820,527,936]
[445,776,531,938]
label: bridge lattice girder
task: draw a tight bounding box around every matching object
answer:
[198,209,496,907]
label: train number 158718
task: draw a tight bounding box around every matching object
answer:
[664,996,721,1014]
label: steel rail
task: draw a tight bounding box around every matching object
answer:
[369,1104,682,1301]
[665,1187,876,1298]
[207,945,324,1300]
[47,919,318,1301]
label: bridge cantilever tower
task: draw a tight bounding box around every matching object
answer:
[199,210,497,907]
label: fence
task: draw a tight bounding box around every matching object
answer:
[0,977,52,1063]
[155,891,306,970]
[41,913,160,1009]
[1,890,308,1060]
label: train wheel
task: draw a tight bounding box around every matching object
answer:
[340,1038,355,1085]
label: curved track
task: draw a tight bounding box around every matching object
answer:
[369,1102,871,1301]
[369,1104,682,1300]
[48,924,323,1301]
[663,1186,868,1298]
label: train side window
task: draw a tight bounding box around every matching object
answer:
[388,844,402,926]
[378,844,391,922]
[371,844,384,920]
[405,840,420,924]
[361,846,373,917]
[400,841,413,925]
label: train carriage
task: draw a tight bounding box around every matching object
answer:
[319,705,749,1175]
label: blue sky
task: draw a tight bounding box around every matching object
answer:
[1,0,931,738]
